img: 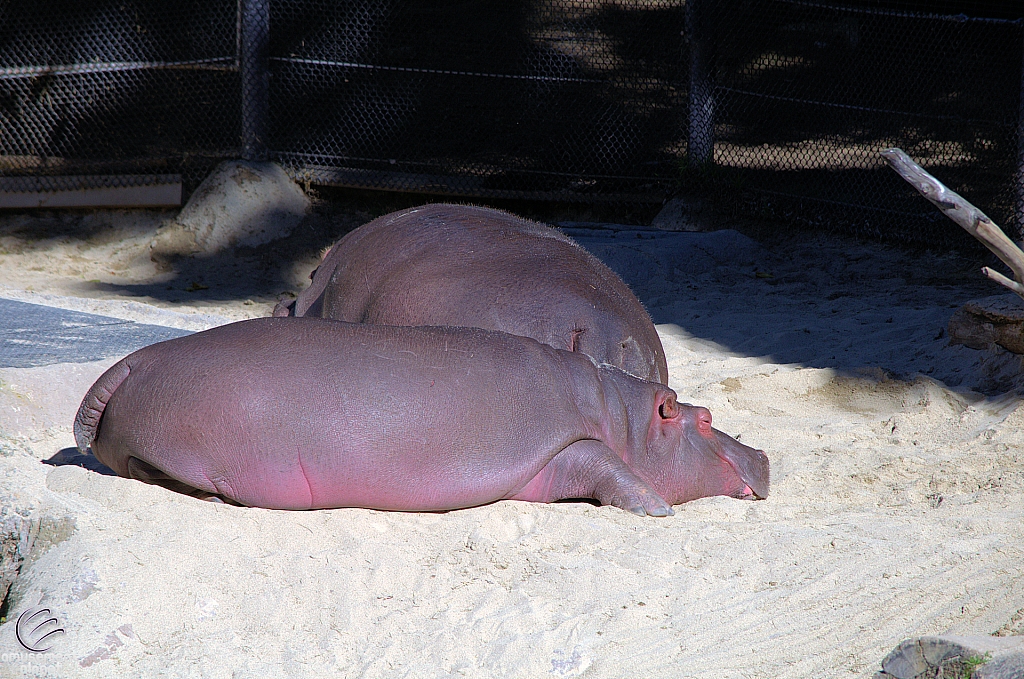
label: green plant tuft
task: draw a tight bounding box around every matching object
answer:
[961,651,992,678]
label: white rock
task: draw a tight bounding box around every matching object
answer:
[151,160,309,256]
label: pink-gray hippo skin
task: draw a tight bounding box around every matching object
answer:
[273,203,669,385]
[74,318,768,514]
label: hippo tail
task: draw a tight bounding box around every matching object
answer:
[74,357,132,454]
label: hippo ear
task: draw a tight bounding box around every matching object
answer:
[657,392,680,420]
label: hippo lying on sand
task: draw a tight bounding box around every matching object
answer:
[273,204,669,384]
[75,318,768,514]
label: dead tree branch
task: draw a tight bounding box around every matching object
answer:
[880,147,1024,299]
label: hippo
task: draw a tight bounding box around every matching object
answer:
[273,204,669,384]
[74,318,768,515]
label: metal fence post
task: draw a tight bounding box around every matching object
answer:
[240,0,270,161]
[1016,25,1024,242]
[687,0,714,166]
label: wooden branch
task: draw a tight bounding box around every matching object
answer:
[881,148,1024,300]
[982,267,1024,296]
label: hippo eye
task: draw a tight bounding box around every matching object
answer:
[659,397,679,419]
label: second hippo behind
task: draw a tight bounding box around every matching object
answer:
[75,318,768,515]
[274,203,669,385]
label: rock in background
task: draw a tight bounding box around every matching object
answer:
[949,295,1024,355]
[150,161,310,259]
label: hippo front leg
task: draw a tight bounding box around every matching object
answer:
[509,440,674,517]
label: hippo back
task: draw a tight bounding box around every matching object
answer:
[289,203,668,384]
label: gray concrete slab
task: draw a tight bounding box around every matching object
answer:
[0,297,193,368]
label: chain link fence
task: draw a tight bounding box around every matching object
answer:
[693,0,1024,244]
[0,1,1021,244]
[266,0,685,202]
[0,1,239,191]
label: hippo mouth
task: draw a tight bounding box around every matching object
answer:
[734,474,768,500]
[716,437,770,500]
[736,484,756,500]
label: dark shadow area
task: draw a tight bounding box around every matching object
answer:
[0,184,664,321]
[690,164,1012,249]
[555,498,601,508]
[0,184,1016,396]
[43,447,117,476]
[78,187,666,306]
[556,222,1014,394]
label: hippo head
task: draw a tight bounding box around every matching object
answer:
[637,390,770,505]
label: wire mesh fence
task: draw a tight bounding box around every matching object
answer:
[267,0,686,202]
[0,0,1021,244]
[0,0,240,191]
[695,0,1024,245]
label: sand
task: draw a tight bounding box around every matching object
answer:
[0,204,1022,678]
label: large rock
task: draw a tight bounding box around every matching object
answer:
[948,295,1024,354]
[150,160,309,258]
[875,635,1024,679]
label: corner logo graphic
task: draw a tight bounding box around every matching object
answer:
[16,606,65,652]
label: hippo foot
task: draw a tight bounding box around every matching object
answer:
[597,479,675,517]
[518,440,675,517]
[632,502,674,517]
[585,447,675,517]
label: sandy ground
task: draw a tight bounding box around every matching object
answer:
[0,202,1022,678]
